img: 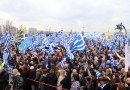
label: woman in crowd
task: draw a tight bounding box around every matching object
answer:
[57,70,66,90]
[12,68,23,90]
[60,70,71,90]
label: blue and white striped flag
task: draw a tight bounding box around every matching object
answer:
[110,56,115,67]
[84,62,88,71]
[60,57,66,69]
[18,34,28,42]
[4,33,10,51]
[3,51,9,65]
[45,59,49,68]
[94,69,101,77]
[71,34,86,52]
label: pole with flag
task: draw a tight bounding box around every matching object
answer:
[105,28,110,41]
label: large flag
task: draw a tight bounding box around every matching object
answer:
[125,44,130,72]
[18,37,33,52]
[14,27,27,42]
[106,28,110,41]
[60,57,66,69]
[71,34,86,52]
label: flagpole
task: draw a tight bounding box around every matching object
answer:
[124,27,128,84]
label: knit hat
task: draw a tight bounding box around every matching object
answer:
[30,66,34,70]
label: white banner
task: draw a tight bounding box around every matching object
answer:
[125,44,130,72]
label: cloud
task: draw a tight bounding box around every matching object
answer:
[0,0,130,32]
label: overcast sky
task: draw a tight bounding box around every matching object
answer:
[0,0,130,32]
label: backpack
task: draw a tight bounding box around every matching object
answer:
[16,76,24,88]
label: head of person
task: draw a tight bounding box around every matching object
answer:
[86,76,91,82]
[126,77,130,86]
[112,66,118,73]
[72,69,77,75]
[117,82,125,90]
[94,56,98,61]
[99,76,107,85]
[59,70,66,77]
[98,66,103,72]
[13,69,20,75]
[50,69,55,74]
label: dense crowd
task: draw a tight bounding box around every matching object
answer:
[0,36,130,90]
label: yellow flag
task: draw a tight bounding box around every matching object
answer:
[14,27,27,42]
[18,27,27,36]
[106,28,110,41]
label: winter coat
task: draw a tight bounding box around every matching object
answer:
[0,70,9,90]
[13,75,23,90]
[39,74,47,90]
[60,76,71,90]
[46,73,58,90]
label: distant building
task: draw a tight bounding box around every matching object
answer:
[1,25,18,35]
[28,28,37,35]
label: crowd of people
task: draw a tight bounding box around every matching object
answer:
[0,34,130,90]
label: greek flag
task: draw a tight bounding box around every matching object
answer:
[18,34,28,42]
[60,57,66,69]
[45,45,54,55]
[94,69,101,77]
[45,59,49,68]
[66,46,74,60]
[3,51,9,65]
[71,34,86,52]
[43,38,49,47]
[114,62,120,68]
[110,56,115,67]
[84,62,88,71]
[18,37,34,52]
[4,34,10,51]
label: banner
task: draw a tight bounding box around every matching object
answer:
[125,44,130,72]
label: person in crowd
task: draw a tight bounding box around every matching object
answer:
[12,68,23,90]
[83,76,94,90]
[46,69,58,90]
[0,32,129,90]
[70,74,80,90]
[97,76,111,90]
[125,77,130,90]
[117,82,125,90]
[29,66,37,90]
[39,69,48,90]
[0,66,9,90]
[57,70,66,90]
[71,69,78,84]
[60,70,71,90]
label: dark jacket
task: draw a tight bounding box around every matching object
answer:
[13,75,22,90]
[0,70,9,90]
[97,83,111,90]
[84,82,94,90]
[45,73,57,90]
[29,68,36,85]
[39,74,47,90]
[21,71,31,90]
[60,76,71,90]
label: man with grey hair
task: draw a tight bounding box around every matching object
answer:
[0,66,9,90]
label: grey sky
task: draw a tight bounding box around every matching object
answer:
[0,0,130,32]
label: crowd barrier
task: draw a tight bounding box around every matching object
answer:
[27,78,68,90]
